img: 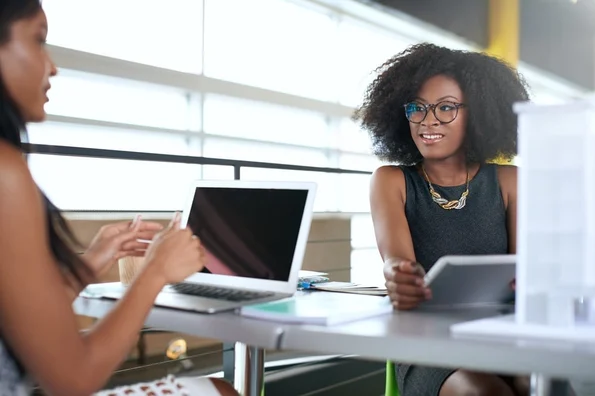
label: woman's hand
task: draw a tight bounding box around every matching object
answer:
[83,216,163,279]
[142,212,206,285]
[384,260,432,310]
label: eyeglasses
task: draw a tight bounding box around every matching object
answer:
[403,101,466,124]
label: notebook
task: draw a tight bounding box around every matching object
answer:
[239,292,393,326]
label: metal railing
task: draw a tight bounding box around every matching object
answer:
[23,143,373,182]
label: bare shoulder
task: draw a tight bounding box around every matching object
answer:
[370,165,406,202]
[495,164,517,209]
[495,164,517,189]
[495,163,517,179]
[370,165,407,198]
[0,142,37,197]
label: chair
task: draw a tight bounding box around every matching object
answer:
[385,361,399,396]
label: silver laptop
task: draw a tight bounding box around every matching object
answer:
[149,179,317,313]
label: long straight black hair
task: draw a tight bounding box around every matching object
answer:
[0,0,91,286]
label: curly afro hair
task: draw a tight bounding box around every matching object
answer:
[353,43,530,165]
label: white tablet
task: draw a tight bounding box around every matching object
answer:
[421,254,516,309]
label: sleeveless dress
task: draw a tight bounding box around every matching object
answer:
[0,339,29,396]
[396,164,509,396]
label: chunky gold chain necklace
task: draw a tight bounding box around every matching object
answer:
[421,165,470,210]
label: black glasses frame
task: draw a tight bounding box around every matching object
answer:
[403,101,466,124]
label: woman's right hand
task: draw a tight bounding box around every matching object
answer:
[384,260,431,310]
[142,212,205,285]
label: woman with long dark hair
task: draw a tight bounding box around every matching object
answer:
[0,2,237,395]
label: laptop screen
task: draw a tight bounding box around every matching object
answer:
[185,187,309,282]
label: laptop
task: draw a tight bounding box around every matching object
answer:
[147,179,317,313]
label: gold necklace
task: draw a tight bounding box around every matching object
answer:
[421,165,470,210]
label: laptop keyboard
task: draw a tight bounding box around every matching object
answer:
[171,283,274,302]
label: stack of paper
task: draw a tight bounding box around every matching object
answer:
[310,281,387,296]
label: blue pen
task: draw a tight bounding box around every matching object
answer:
[298,281,313,289]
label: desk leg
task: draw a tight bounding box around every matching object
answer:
[222,342,236,383]
[234,343,265,396]
[531,373,551,396]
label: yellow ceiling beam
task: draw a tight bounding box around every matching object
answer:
[485,0,519,164]
[486,0,519,67]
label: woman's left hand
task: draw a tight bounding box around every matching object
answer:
[82,217,164,278]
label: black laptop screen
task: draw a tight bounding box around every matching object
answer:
[185,187,308,282]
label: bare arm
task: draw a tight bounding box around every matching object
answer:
[370,166,417,266]
[0,145,165,395]
[497,165,518,254]
[370,166,429,309]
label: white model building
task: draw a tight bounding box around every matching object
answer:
[515,99,595,330]
[451,99,595,342]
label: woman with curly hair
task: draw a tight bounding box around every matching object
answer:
[355,43,530,395]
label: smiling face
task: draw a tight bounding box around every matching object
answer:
[408,75,467,161]
[0,8,56,123]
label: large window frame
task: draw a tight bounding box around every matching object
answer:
[34,0,589,214]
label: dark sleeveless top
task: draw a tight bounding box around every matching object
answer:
[401,164,508,271]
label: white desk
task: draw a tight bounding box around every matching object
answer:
[278,305,594,395]
[76,292,594,396]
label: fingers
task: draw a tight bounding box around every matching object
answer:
[122,240,152,252]
[137,221,164,231]
[152,212,182,241]
[111,217,163,233]
[396,260,425,276]
[135,230,160,241]
[393,271,424,286]
[168,211,182,230]
[385,260,431,310]
[385,260,425,281]
[386,281,427,298]
[130,214,142,232]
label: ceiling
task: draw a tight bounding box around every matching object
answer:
[365,0,595,89]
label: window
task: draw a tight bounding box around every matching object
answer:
[44,0,203,73]
[351,214,377,249]
[203,138,329,167]
[203,95,329,147]
[29,155,202,211]
[203,0,336,100]
[351,248,384,285]
[530,88,566,105]
[46,70,195,130]
[202,165,235,181]
[335,19,414,107]
[28,122,200,156]
[337,174,371,212]
[335,118,374,154]
[240,168,338,212]
[338,153,381,172]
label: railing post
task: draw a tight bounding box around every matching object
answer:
[234,165,241,180]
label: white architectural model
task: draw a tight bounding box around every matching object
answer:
[451,99,595,342]
[515,100,595,330]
